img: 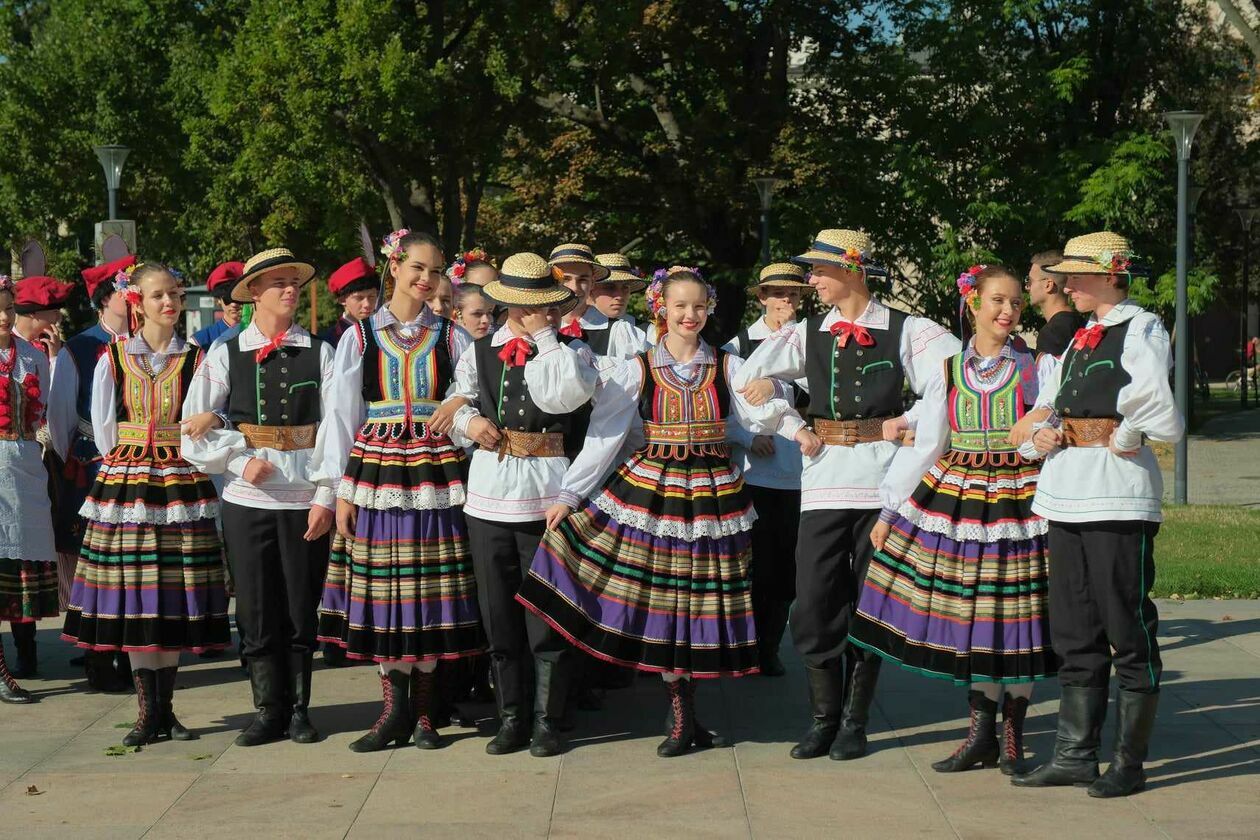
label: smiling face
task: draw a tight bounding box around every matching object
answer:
[663,277,709,339]
[971,273,1024,344]
[590,281,631,318]
[137,269,185,330]
[756,285,802,324]
[249,266,304,318]
[806,263,866,307]
[390,241,445,304]
[554,262,594,310]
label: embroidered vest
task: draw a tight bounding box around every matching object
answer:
[635,347,731,459]
[804,308,909,422]
[946,349,1035,463]
[1054,320,1133,420]
[226,335,325,427]
[358,317,455,435]
[107,341,200,461]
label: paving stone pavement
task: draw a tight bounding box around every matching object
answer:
[1162,408,1260,507]
[2,598,1257,839]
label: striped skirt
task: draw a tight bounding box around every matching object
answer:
[0,558,59,622]
[517,449,759,679]
[848,451,1056,685]
[61,451,229,652]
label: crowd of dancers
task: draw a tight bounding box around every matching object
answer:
[0,225,1181,799]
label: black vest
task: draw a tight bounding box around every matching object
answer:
[582,327,612,356]
[636,349,732,421]
[1054,319,1133,420]
[359,318,456,402]
[1037,310,1087,359]
[804,308,909,421]
[226,334,325,426]
[474,333,577,439]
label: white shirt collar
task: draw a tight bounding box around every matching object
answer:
[1092,298,1144,329]
[238,322,313,351]
[372,305,442,332]
[819,298,889,331]
[490,324,543,348]
[578,308,610,330]
[650,338,715,369]
[125,333,188,356]
[747,317,794,340]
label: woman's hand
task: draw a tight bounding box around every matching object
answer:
[181,411,222,441]
[795,428,824,457]
[335,498,358,540]
[544,502,574,531]
[870,520,892,553]
[738,378,775,407]
[750,435,776,457]
[467,417,502,449]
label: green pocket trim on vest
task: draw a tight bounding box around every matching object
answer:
[1084,360,1114,375]
[288,380,319,392]
[860,360,895,374]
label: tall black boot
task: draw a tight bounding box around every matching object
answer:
[530,658,569,757]
[932,691,999,772]
[322,641,348,668]
[85,650,129,692]
[680,679,728,749]
[1088,690,1159,798]
[831,657,881,760]
[235,657,288,747]
[286,651,320,743]
[156,666,194,741]
[122,669,162,746]
[790,661,844,759]
[411,668,445,750]
[10,621,37,678]
[349,670,412,752]
[657,678,696,758]
[999,694,1030,776]
[485,657,530,755]
[756,601,789,678]
[0,643,33,704]
[1012,685,1108,787]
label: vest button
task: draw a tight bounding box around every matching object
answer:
[280,398,288,405]
[259,399,266,405]
[856,350,864,357]
[260,414,268,421]
[281,414,288,421]
[854,381,862,387]
[518,409,525,416]
[279,382,287,388]
[856,414,863,419]
[1063,407,1072,415]
[855,396,862,402]
[280,367,288,374]
[1072,390,1078,396]
[520,395,526,401]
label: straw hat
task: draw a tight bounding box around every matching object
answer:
[594,253,648,293]
[232,248,316,303]
[1043,232,1145,277]
[792,229,889,277]
[749,262,813,293]
[482,252,577,310]
[548,243,612,282]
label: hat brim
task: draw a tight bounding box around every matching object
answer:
[549,258,612,283]
[231,260,317,303]
[748,279,815,293]
[481,281,576,311]
[1043,259,1149,277]
[595,271,648,293]
[791,252,889,277]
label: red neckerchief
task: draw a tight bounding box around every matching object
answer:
[498,336,533,368]
[559,320,584,339]
[255,329,290,364]
[1072,324,1105,351]
[829,320,875,348]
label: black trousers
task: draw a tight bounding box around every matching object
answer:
[221,502,330,662]
[465,515,569,713]
[748,485,800,604]
[1048,520,1162,693]
[791,508,880,668]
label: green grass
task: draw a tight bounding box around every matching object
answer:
[1152,505,1260,599]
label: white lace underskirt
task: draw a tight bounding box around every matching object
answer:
[78,499,220,526]
[896,502,1049,543]
[591,492,757,541]
[337,479,465,511]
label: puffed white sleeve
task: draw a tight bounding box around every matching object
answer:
[731,321,809,439]
[309,328,366,494]
[725,354,786,438]
[524,328,597,414]
[446,342,482,447]
[89,352,118,454]
[610,320,649,359]
[878,366,949,517]
[1114,313,1184,450]
[903,316,962,396]
[306,341,339,510]
[556,358,643,510]
[448,322,472,366]
[180,341,247,475]
[45,347,77,460]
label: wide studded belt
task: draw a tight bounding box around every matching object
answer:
[1062,418,1119,448]
[239,422,318,451]
[117,422,182,447]
[496,429,566,460]
[813,417,886,446]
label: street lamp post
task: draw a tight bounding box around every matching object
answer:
[1164,110,1204,506]
[753,177,784,266]
[1187,182,1204,428]
[1237,207,1258,410]
[94,144,131,220]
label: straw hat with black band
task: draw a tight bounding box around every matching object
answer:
[231,248,317,303]
[482,252,577,313]
[749,261,814,293]
[594,253,648,293]
[548,243,612,283]
[792,229,889,277]
[1042,232,1147,281]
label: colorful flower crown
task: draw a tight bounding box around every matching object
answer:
[113,264,143,307]
[645,266,718,319]
[1096,249,1133,276]
[0,275,11,293]
[447,247,493,283]
[837,247,870,272]
[956,264,986,298]
[380,229,411,263]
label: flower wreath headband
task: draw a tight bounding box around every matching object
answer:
[1096,248,1135,278]
[447,248,494,283]
[0,275,12,294]
[645,266,718,321]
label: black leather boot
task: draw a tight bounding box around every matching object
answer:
[790,661,844,759]
[0,643,33,704]
[1088,690,1159,798]
[485,658,530,755]
[657,678,695,758]
[350,670,412,752]
[999,694,1030,776]
[322,642,348,668]
[10,621,37,678]
[235,657,288,747]
[156,666,194,741]
[411,668,444,750]
[85,650,129,692]
[530,658,569,757]
[832,657,881,760]
[286,651,320,743]
[756,601,789,678]
[122,669,162,746]
[1012,685,1107,787]
[932,691,999,772]
[676,679,728,749]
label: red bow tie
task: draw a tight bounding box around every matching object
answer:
[830,321,875,348]
[498,336,534,368]
[559,320,585,339]
[1072,325,1105,351]
[255,329,289,364]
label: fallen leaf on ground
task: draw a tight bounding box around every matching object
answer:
[1222,614,1233,620]
[104,744,141,756]
[189,753,214,761]
[25,785,42,796]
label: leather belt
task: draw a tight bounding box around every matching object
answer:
[0,430,37,442]
[239,422,318,451]
[117,422,182,447]
[813,417,886,447]
[496,429,566,461]
[1062,418,1119,448]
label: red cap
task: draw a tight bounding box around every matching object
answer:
[14,276,75,313]
[80,255,137,299]
[328,257,375,296]
[206,261,246,293]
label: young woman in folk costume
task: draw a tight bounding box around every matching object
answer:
[847,265,1055,775]
[516,266,786,757]
[315,230,485,752]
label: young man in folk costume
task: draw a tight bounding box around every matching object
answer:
[182,248,337,746]
[1013,232,1183,798]
[319,257,380,348]
[190,262,246,349]
[733,230,959,761]
[722,262,813,677]
[590,253,648,336]
[551,245,648,360]
[441,253,598,758]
